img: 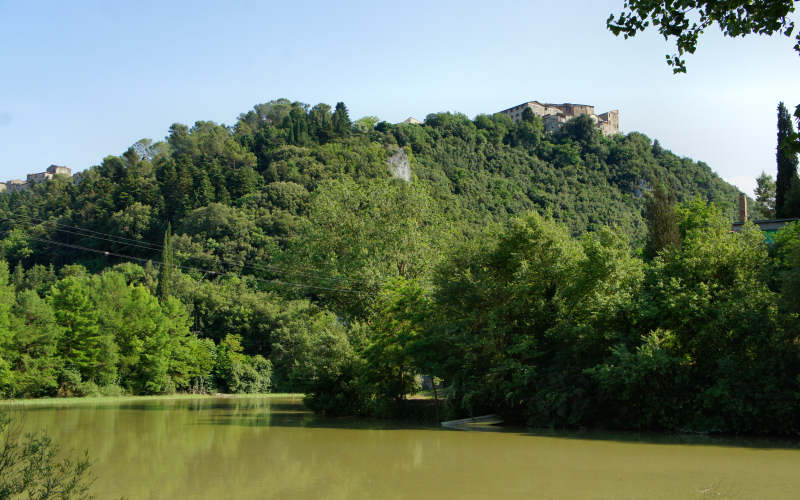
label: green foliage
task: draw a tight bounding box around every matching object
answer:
[773,221,800,315]
[777,102,800,218]
[332,102,351,137]
[0,262,14,397]
[50,277,116,388]
[294,202,800,434]
[0,413,94,499]
[644,184,680,259]
[607,0,800,73]
[284,177,447,318]
[156,223,174,302]
[754,171,776,219]
[430,212,644,424]
[3,97,787,435]
[0,261,271,398]
[361,278,430,412]
[214,335,271,394]
[9,291,63,397]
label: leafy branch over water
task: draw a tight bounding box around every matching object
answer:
[0,412,94,499]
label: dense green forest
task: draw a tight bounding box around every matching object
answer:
[2,99,799,435]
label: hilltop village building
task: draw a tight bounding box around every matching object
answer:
[2,165,75,193]
[6,179,30,193]
[499,101,620,136]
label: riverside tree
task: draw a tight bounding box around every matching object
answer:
[776,102,800,217]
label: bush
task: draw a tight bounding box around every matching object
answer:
[0,413,94,499]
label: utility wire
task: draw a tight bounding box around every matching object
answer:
[5,213,369,285]
[9,214,164,250]
[2,230,367,295]
[1,213,373,286]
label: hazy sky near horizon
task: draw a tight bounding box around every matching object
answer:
[1,1,798,196]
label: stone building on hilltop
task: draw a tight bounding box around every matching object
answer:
[499,101,620,136]
[26,165,72,184]
[6,179,29,192]
[3,165,74,194]
[26,172,50,183]
[47,164,72,176]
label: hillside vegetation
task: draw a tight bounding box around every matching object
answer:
[3,99,798,435]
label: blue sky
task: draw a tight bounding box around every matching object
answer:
[1,1,798,195]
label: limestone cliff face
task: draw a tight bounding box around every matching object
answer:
[387,148,411,182]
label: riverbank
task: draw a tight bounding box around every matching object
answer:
[0,393,304,408]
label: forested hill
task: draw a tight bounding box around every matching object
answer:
[7,99,799,436]
[1,99,738,274]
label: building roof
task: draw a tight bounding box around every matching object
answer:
[499,101,546,113]
[543,102,592,108]
[731,218,799,231]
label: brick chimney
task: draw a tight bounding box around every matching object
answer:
[738,193,748,223]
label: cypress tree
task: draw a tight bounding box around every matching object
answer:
[644,184,680,259]
[333,102,351,136]
[156,224,174,302]
[775,102,798,217]
[12,262,24,292]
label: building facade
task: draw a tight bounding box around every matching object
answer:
[499,101,620,136]
[27,172,52,183]
[6,179,29,192]
[2,165,75,194]
[47,165,72,176]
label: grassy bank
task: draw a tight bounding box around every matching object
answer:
[0,393,304,408]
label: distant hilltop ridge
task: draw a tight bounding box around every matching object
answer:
[499,101,619,136]
[0,164,78,193]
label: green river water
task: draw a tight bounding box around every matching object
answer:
[5,395,800,499]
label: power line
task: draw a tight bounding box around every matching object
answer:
[3,231,368,295]
[1,213,373,286]
[6,213,369,285]
[9,214,163,250]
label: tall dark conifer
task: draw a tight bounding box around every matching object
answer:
[775,102,798,217]
[156,224,174,302]
[333,102,351,136]
[644,184,680,260]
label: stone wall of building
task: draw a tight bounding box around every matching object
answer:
[6,180,29,193]
[499,100,620,136]
[47,165,72,176]
[597,110,619,136]
[27,172,52,183]
[2,164,76,195]
[551,103,595,118]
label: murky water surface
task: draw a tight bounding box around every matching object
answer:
[7,396,800,499]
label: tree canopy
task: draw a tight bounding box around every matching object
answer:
[607,0,799,73]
